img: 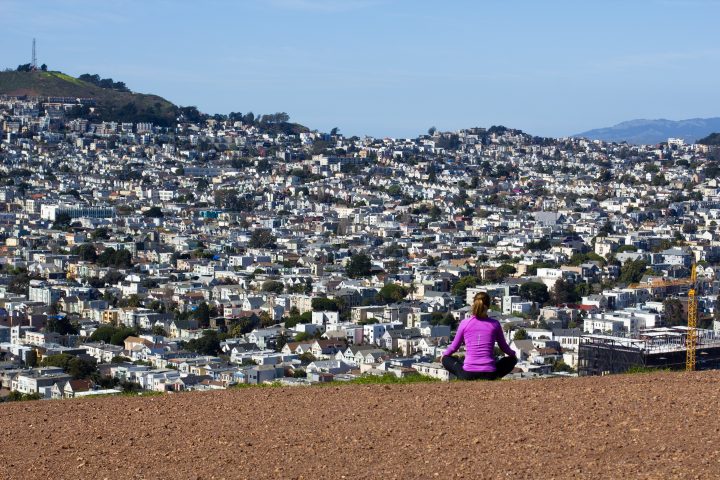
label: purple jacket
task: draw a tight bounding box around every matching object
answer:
[443,316,516,372]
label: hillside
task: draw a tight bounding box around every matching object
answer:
[0,370,719,479]
[575,117,720,145]
[698,132,720,145]
[0,70,178,126]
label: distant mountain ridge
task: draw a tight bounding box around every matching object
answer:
[575,117,720,145]
[0,70,178,126]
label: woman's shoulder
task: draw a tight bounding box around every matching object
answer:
[464,315,498,325]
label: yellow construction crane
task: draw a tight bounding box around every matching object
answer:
[686,264,698,371]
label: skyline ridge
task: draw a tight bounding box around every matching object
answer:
[2,68,719,145]
[2,0,718,138]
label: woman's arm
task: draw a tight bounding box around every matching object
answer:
[442,320,466,357]
[495,322,516,357]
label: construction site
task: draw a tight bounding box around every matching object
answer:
[579,264,720,375]
[578,326,720,375]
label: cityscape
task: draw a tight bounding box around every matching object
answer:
[2,1,720,478]
[1,82,718,398]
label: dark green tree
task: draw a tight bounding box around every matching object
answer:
[262,280,285,294]
[496,264,517,280]
[70,243,98,262]
[249,229,277,249]
[45,316,79,336]
[184,330,221,355]
[52,212,72,229]
[109,327,136,346]
[513,328,529,341]
[619,259,648,284]
[346,252,372,278]
[451,276,479,297]
[41,354,97,379]
[143,206,164,218]
[550,278,579,305]
[312,297,341,312]
[377,284,409,304]
[519,282,550,305]
[193,302,211,328]
[663,298,685,326]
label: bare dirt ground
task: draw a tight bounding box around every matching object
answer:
[1,371,719,480]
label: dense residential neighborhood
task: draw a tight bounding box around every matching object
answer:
[1,93,720,399]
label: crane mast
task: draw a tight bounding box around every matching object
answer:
[685,264,697,371]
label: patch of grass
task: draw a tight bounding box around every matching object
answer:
[46,71,86,86]
[344,373,439,385]
[230,381,284,389]
[625,365,672,374]
[230,373,439,390]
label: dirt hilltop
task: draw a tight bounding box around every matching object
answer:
[1,371,719,480]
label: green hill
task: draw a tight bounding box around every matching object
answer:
[0,70,178,126]
[698,132,720,145]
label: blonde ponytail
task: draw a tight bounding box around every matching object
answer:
[472,291,490,319]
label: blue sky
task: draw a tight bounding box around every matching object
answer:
[1,0,719,138]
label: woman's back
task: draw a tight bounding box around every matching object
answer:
[443,315,508,372]
[460,316,500,371]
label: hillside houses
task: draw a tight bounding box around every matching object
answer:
[1,95,719,395]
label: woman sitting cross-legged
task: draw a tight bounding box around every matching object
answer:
[441,291,517,380]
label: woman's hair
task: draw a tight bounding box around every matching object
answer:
[471,291,491,319]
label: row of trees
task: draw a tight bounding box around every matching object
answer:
[16,63,47,72]
[78,73,130,92]
[69,244,133,269]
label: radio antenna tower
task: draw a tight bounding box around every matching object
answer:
[31,38,37,70]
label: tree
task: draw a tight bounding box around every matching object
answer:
[619,259,648,284]
[152,325,168,336]
[45,316,78,335]
[52,212,72,229]
[109,327,136,346]
[552,360,574,373]
[91,227,110,240]
[284,310,312,329]
[312,297,340,312]
[119,294,141,309]
[513,328,529,341]
[663,298,685,326]
[496,264,517,280]
[275,333,288,352]
[519,282,550,305]
[41,354,97,379]
[346,252,372,278]
[451,276,479,297]
[377,284,409,304]
[7,270,36,294]
[193,302,211,328]
[428,126,437,136]
[262,280,285,294]
[430,312,458,330]
[97,248,133,269]
[40,63,47,71]
[184,330,221,355]
[249,229,276,249]
[294,332,313,342]
[298,352,316,363]
[550,278,579,305]
[259,311,275,328]
[89,325,118,343]
[143,206,164,218]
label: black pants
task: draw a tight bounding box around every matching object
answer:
[442,355,517,381]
